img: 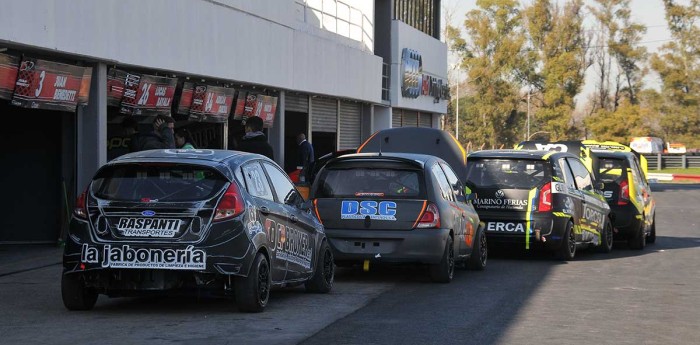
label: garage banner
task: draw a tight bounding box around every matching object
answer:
[11,57,92,111]
[107,68,177,116]
[258,95,278,128]
[178,83,235,123]
[0,53,19,100]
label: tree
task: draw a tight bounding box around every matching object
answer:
[461,0,527,148]
[522,0,592,141]
[588,0,647,111]
[650,0,700,147]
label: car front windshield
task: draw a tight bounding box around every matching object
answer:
[91,163,228,202]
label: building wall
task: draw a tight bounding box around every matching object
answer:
[389,20,447,113]
[0,0,382,103]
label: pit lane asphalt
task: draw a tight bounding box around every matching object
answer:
[0,183,698,345]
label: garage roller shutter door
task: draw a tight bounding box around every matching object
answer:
[392,109,402,127]
[339,101,362,150]
[311,97,337,133]
[286,93,308,113]
[402,110,418,127]
[419,113,432,128]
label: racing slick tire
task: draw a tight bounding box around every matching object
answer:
[556,221,576,261]
[430,236,455,283]
[596,220,614,253]
[235,252,271,313]
[305,240,335,293]
[647,216,656,244]
[61,274,98,311]
[466,226,488,271]
[628,221,647,250]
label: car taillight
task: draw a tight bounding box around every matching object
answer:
[416,203,440,229]
[618,180,630,206]
[74,190,88,219]
[214,182,245,221]
[538,182,552,212]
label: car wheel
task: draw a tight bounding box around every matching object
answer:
[61,274,98,311]
[596,220,614,253]
[235,252,270,313]
[430,236,455,283]
[556,221,576,261]
[466,227,487,271]
[647,216,656,244]
[305,240,335,293]
[628,220,647,250]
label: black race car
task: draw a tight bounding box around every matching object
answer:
[465,150,613,260]
[62,149,334,313]
[310,152,487,283]
[594,150,656,248]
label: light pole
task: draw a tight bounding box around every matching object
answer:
[526,88,531,141]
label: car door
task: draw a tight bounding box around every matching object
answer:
[430,163,464,255]
[440,162,479,256]
[565,158,607,244]
[240,161,288,282]
[261,161,317,281]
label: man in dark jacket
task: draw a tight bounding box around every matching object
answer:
[238,116,274,160]
[123,115,175,152]
[296,133,314,183]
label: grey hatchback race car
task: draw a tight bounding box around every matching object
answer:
[310,152,487,283]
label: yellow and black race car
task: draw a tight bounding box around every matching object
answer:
[517,140,655,249]
[465,150,613,260]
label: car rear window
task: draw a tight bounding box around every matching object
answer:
[466,158,550,189]
[91,163,228,202]
[315,168,426,199]
[598,158,627,183]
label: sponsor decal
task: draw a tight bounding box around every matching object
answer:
[603,191,613,199]
[117,217,181,238]
[81,244,205,270]
[141,210,156,217]
[473,197,528,210]
[265,219,313,269]
[584,206,605,225]
[486,222,528,233]
[563,197,574,214]
[495,190,505,198]
[354,192,385,197]
[341,200,397,221]
[535,143,569,152]
[553,182,566,193]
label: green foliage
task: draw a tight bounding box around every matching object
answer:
[649,0,700,148]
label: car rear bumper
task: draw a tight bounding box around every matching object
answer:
[62,218,255,293]
[480,213,567,251]
[325,228,450,265]
[609,205,643,238]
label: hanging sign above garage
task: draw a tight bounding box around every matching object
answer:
[232,92,278,128]
[0,53,19,100]
[106,68,177,116]
[10,56,92,111]
[177,82,235,123]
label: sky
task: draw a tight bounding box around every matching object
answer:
[442,0,673,110]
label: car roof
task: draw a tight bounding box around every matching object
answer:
[327,152,440,168]
[101,149,275,182]
[468,149,577,161]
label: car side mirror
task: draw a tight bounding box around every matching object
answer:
[300,199,313,212]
